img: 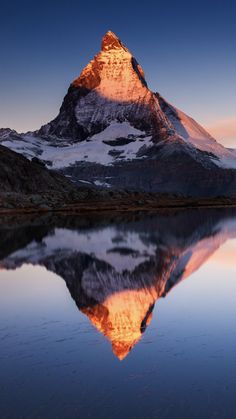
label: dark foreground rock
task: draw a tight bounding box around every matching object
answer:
[0,144,82,211]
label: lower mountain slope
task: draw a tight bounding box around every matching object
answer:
[0,144,81,210]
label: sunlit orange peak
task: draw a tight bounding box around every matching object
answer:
[101,30,128,52]
[82,288,157,361]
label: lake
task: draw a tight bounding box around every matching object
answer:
[1,208,236,418]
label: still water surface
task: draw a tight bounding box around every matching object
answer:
[1,209,236,418]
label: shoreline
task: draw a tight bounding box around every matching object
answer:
[1,195,236,215]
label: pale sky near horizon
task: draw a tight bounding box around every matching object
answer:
[1,0,235,147]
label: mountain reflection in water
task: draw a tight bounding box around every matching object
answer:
[1,208,236,360]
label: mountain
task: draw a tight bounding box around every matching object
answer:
[1,208,236,359]
[1,31,236,197]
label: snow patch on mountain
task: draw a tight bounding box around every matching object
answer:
[91,121,142,140]
[1,122,152,168]
[41,121,152,168]
[2,135,43,160]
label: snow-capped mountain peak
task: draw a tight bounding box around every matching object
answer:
[1,31,236,196]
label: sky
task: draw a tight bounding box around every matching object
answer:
[1,0,236,146]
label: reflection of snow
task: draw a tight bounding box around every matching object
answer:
[170,218,236,284]
[4,227,157,273]
[3,216,236,281]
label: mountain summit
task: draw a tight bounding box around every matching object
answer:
[38,30,171,141]
[101,30,129,52]
[1,31,236,197]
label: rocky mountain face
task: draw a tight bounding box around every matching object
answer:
[1,31,236,197]
[38,31,173,141]
[1,208,236,358]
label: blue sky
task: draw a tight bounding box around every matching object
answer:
[1,0,236,144]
